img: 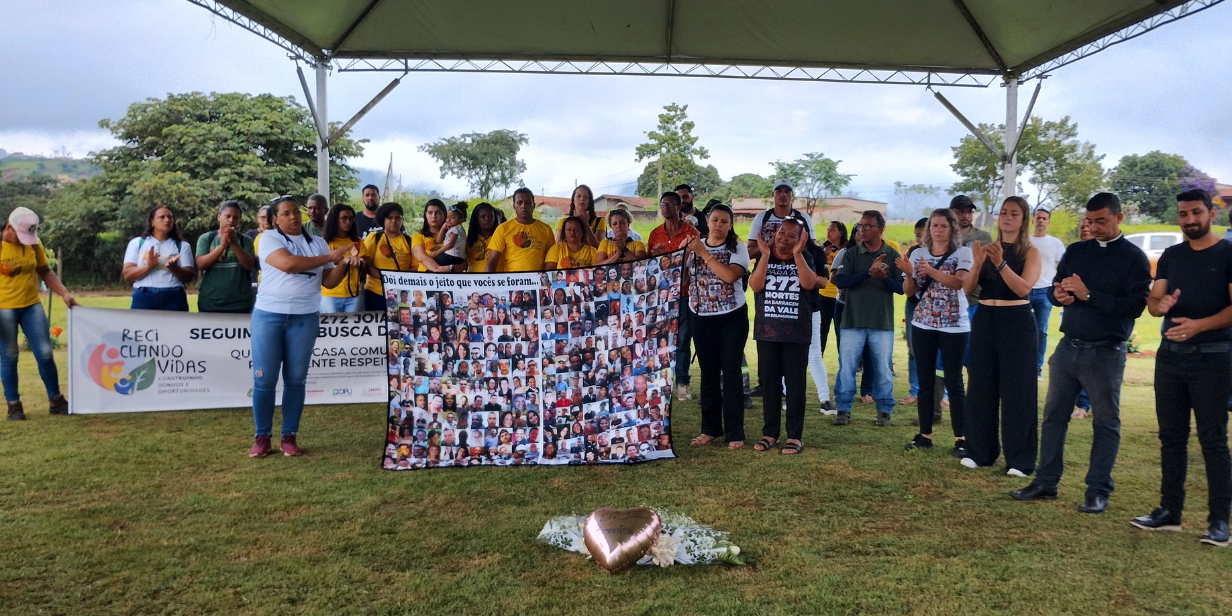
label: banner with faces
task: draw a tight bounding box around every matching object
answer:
[379,252,684,470]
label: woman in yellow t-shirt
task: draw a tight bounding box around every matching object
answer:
[361,202,415,311]
[0,207,78,419]
[410,199,452,273]
[320,204,362,313]
[818,221,847,356]
[554,184,605,248]
[595,209,646,264]
[545,217,598,270]
[465,202,503,273]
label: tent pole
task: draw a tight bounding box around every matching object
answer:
[1002,76,1018,204]
[316,62,330,199]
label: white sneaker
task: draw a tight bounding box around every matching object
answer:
[960,457,978,469]
[677,384,693,401]
[1007,468,1027,478]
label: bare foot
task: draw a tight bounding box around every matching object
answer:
[861,394,874,404]
[728,441,744,449]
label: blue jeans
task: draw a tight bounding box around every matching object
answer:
[1028,288,1053,372]
[251,309,319,437]
[905,298,919,397]
[835,328,896,414]
[130,286,189,311]
[1036,339,1126,497]
[675,301,694,385]
[321,295,362,313]
[0,302,60,402]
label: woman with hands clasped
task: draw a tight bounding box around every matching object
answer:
[682,204,750,450]
[895,208,973,457]
[248,196,361,458]
[596,209,647,264]
[959,196,1042,476]
[750,216,817,455]
[123,205,195,311]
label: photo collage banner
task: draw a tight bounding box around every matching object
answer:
[379,251,685,470]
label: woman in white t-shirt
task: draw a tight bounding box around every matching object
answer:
[681,204,751,449]
[122,205,195,311]
[895,208,973,456]
[248,196,360,458]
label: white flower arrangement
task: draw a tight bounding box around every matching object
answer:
[537,508,747,567]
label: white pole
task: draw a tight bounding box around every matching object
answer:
[316,62,330,199]
[1002,76,1018,204]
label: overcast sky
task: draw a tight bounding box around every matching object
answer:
[4,0,1230,212]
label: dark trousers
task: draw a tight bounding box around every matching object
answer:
[912,325,967,438]
[965,305,1038,471]
[695,305,748,443]
[833,300,874,395]
[818,296,838,355]
[363,289,387,312]
[1155,349,1232,523]
[130,286,189,311]
[758,340,809,442]
[676,301,694,385]
[1036,338,1126,497]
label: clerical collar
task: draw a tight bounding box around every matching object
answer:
[1096,233,1123,248]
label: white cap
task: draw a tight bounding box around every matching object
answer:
[8,207,39,245]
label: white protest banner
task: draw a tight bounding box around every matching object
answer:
[377,252,684,470]
[68,307,388,414]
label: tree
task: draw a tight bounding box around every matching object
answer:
[638,162,723,199]
[950,115,1104,211]
[769,152,853,215]
[42,92,366,278]
[1108,151,1188,220]
[634,103,709,197]
[1179,164,1217,194]
[0,174,59,222]
[892,182,942,217]
[418,130,528,200]
[707,173,773,204]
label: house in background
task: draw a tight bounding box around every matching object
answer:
[593,194,657,221]
[729,196,887,226]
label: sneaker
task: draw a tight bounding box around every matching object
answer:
[1200,521,1230,547]
[1038,370,1044,381]
[819,399,836,415]
[281,434,303,457]
[875,412,892,427]
[832,411,851,426]
[905,433,934,451]
[676,384,693,401]
[1130,507,1183,532]
[6,400,25,421]
[248,435,273,457]
[951,440,968,458]
[960,457,978,469]
[1007,468,1028,478]
[48,394,68,415]
[746,385,763,397]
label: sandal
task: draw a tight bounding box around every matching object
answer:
[1071,408,1090,419]
[899,396,918,404]
[690,434,718,447]
[728,441,744,449]
[781,440,804,455]
[753,436,778,452]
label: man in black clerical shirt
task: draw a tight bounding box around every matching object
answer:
[1130,189,1232,547]
[1011,193,1151,514]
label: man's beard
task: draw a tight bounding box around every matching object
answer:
[958,220,971,229]
[1183,223,1211,240]
[366,202,378,211]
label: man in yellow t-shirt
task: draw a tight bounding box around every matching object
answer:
[0,207,78,420]
[485,188,555,273]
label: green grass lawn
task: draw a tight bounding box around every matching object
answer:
[2,293,1229,615]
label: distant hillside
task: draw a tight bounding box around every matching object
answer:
[0,153,100,183]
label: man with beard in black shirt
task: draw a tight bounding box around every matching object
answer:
[1131,189,1232,547]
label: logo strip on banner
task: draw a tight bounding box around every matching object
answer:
[379,252,684,469]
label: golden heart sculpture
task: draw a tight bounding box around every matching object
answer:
[583,507,663,574]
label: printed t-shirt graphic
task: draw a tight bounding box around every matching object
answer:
[467,234,491,272]
[686,242,750,316]
[597,238,647,263]
[487,220,555,272]
[323,237,360,298]
[0,240,48,309]
[908,247,974,332]
[749,211,817,249]
[362,232,415,293]
[411,232,439,272]
[754,251,815,343]
[545,243,598,269]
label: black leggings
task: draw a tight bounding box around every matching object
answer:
[965,305,1038,471]
[694,305,749,443]
[758,341,810,442]
[818,296,838,355]
[911,325,968,438]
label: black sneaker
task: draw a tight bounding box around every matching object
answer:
[875,412,892,427]
[951,440,968,458]
[905,433,934,451]
[1201,521,1230,547]
[1130,507,1183,532]
[819,399,836,414]
[832,411,851,426]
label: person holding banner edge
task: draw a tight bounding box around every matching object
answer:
[249,196,359,457]
[2,207,77,420]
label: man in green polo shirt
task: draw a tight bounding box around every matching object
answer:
[831,210,903,426]
[195,200,256,313]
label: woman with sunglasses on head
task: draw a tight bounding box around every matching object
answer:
[123,205,194,311]
[360,202,415,311]
[320,203,362,313]
[248,196,360,457]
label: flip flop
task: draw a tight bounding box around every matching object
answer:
[690,434,718,447]
[781,440,804,455]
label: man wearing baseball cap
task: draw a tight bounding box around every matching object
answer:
[1,207,78,420]
[951,195,994,367]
